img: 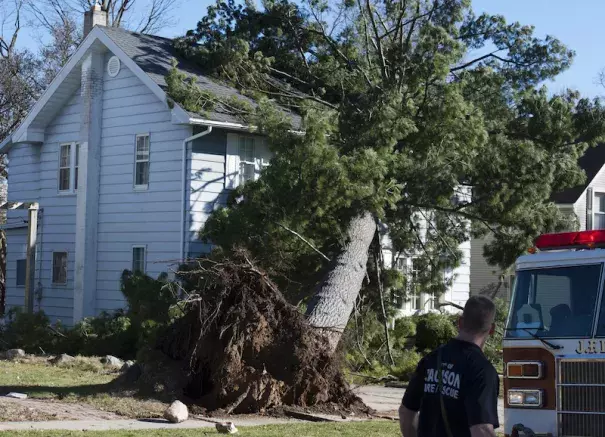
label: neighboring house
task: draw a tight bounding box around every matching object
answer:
[470,144,605,301]
[0,6,470,325]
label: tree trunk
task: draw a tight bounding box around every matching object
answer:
[306,212,377,351]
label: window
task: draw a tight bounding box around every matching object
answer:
[134,134,150,189]
[239,136,255,184]
[58,143,79,193]
[75,144,80,191]
[595,193,605,229]
[132,246,146,273]
[16,259,26,287]
[507,264,601,338]
[52,252,68,284]
[410,259,421,310]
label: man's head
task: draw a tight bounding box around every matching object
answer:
[459,296,496,341]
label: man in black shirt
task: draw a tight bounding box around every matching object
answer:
[399,296,499,437]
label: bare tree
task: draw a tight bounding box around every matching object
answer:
[72,0,178,33]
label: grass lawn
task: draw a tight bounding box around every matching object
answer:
[2,422,401,436]
[0,357,167,419]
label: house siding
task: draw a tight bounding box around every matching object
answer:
[5,91,82,325]
[186,129,228,257]
[574,166,605,231]
[95,51,191,313]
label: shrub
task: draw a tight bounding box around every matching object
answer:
[392,317,416,349]
[1,308,65,354]
[414,312,457,351]
[390,349,422,380]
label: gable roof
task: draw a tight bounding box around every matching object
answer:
[100,26,302,128]
[1,25,301,153]
[551,143,605,204]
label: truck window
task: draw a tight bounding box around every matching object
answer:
[506,264,602,338]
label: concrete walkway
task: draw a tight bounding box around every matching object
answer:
[0,417,301,432]
[354,385,505,426]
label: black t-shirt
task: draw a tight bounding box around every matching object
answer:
[402,339,500,437]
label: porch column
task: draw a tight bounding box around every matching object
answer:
[73,48,103,322]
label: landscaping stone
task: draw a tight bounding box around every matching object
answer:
[215,422,239,434]
[6,349,25,360]
[5,392,28,399]
[163,400,188,423]
[120,360,135,373]
[48,354,75,365]
[101,355,124,368]
[123,363,142,383]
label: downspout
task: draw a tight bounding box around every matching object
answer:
[180,126,213,262]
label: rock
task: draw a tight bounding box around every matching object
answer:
[163,400,188,423]
[6,392,28,399]
[48,354,74,365]
[6,349,25,360]
[123,363,142,383]
[120,360,135,373]
[215,422,238,434]
[101,355,124,368]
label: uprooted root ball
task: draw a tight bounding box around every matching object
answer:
[157,255,365,414]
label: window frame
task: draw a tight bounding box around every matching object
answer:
[595,192,605,230]
[226,134,269,189]
[16,259,26,287]
[58,142,78,194]
[134,134,150,190]
[51,251,68,285]
[132,245,147,274]
[238,136,256,185]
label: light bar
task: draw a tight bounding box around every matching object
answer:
[535,230,605,250]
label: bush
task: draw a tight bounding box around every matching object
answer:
[392,317,416,349]
[414,312,457,351]
[1,308,65,354]
[1,271,178,359]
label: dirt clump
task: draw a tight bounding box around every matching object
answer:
[155,254,367,415]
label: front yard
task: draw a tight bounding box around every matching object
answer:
[0,356,167,420]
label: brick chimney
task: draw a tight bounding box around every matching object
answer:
[83,2,108,37]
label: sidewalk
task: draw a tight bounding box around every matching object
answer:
[0,417,301,432]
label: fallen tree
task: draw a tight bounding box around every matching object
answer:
[157,253,366,414]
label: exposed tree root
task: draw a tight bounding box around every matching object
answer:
[154,252,367,414]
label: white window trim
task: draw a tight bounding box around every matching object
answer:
[58,142,78,194]
[51,251,68,286]
[225,133,269,188]
[594,192,605,230]
[134,133,150,191]
[132,245,147,273]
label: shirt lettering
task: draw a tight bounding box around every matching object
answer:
[424,363,460,399]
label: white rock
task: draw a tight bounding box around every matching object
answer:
[163,400,188,423]
[120,360,135,373]
[49,354,74,365]
[6,349,25,360]
[216,422,238,434]
[6,392,27,399]
[101,355,124,368]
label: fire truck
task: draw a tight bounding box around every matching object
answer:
[505,230,605,437]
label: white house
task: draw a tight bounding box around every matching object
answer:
[0,6,470,325]
[470,144,605,301]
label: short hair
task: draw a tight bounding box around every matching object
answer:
[461,296,496,334]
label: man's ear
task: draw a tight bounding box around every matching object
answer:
[489,322,496,336]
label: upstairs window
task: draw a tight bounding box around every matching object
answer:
[595,193,605,230]
[226,134,270,188]
[134,134,150,189]
[58,143,79,193]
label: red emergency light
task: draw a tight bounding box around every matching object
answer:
[534,230,605,250]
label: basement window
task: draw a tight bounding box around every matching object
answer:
[132,246,146,274]
[16,259,26,287]
[52,252,68,285]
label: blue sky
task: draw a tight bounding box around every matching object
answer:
[16,0,605,98]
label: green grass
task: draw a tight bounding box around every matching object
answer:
[0,422,401,437]
[0,357,167,419]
